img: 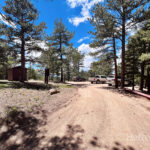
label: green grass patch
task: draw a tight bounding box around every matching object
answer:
[0,83,10,89]
[59,84,76,89]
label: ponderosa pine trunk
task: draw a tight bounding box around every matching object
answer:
[132,47,135,91]
[140,62,145,91]
[21,31,25,82]
[121,13,126,89]
[113,36,118,88]
[147,68,150,94]
[67,65,70,81]
[60,33,63,82]
[132,73,135,91]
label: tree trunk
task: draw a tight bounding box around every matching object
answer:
[21,32,25,82]
[132,47,135,91]
[121,13,126,89]
[140,62,145,91]
[60,33,63,82]
[132,73,135,90]
[45,68,49,84]
[147,68,150,94]
[113,37,118,88]
[60,63,63,82]
[67,64,70,81]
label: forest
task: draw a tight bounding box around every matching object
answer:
[0,0,150,92]
[1,1,150,150]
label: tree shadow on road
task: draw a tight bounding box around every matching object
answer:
[90,137,135,150]
[98,86,140,99]
[67,82,88,88]
[0,106,136,150]
[44,124,85,150]
[43,125,136,150]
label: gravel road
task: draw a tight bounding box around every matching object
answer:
[40,83,150,150]
[1,83,150,150]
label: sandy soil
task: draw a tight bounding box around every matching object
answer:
[1,83,150,150]
[0,81,76,118]
[39,83,150,150]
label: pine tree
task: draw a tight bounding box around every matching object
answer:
[89,4,119,88]
[48,19,74,82]
[106,0,150,88]
[90,53,113,76]
[140,53,150,93]
[0,23,7,65]
[39,45,60,81]
[126,37,140,90]
[126,20,150,91]
[3,0,46,82]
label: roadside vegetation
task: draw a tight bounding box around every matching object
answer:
[88,0,150,92]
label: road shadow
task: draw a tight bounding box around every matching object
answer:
[0,81,10,84]
[98,86,140,98]
[0,109,136,150]
[90,137,135,150]
[67,82,89,88]
[0,106,48,150]
[44,124,85,150]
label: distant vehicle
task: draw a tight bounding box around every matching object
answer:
[72,76,86,81]
[89,75,107,84]
[107,76,130,86]
[107,75,115,86]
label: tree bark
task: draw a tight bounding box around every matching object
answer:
[113,36,118,88]
[140,62,145,91]
[67,64,70,81]
[147,68,150,94]
[121,13,126,89]
[21,32,25,82]
[132,47,135,91]
[60,33,64,82]
[132,73,135,91]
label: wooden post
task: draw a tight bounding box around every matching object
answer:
[45,69,49,84]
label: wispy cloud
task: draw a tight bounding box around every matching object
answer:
[77,36,89,43]
[67,0,103,26]
[78,43,98,70]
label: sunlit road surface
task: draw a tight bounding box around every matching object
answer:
[41,83,150,150]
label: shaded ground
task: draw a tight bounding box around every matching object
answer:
[1,82,150,149]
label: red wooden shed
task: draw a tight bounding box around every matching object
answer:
[8,66,27,81]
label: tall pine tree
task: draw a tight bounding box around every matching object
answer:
[3,0,46,82]
[48,19,74,82]
[89,4,119,88]
[106,0,150,88]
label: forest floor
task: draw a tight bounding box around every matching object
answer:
[1,81,150,150]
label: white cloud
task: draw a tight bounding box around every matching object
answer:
[29,41,48,58]
[77,36,89,43]
[13,38,48,59]
[0,14,16,28]
[67,0,103,26]
[29,51,42,58]
[36,40,48,50]
[78,43,98,70]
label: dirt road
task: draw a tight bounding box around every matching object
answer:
[1,83,150,150]
[39,83,150,150]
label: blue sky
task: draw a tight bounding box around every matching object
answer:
[0,0,104,70]
[33,0,93,47]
